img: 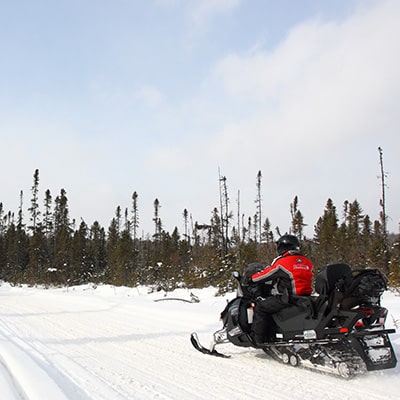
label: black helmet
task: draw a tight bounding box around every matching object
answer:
[276,234,300,255]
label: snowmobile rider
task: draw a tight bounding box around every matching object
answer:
[250,234,314,345]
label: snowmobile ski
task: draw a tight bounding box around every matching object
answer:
[190,332,230,358]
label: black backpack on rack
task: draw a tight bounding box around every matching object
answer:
[315,264,388,312]
[341,268,387,309]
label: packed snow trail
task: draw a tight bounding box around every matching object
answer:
[0,283,399,400]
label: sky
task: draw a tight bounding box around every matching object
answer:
[0,0,399,239]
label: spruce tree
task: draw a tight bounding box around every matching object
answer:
[28,169,41,232]
[106,216,120,283]
[70,220,91,284]
[26,169,48,282]
[53,189,72,283]
[43,189,53,238]
[131,191,139,246]
[367,220,387,272]
[346,200,365,268]
[88,221,107,283]
[114,228,135,286]
[290,196,306,240]
[313,199,339,268]
[389,232,400,285]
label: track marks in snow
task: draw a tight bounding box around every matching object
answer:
[0,330,73,400]
[0,285,398,400]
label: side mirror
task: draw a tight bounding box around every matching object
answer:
[232,271,241,281]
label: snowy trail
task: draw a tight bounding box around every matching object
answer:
[0,283,399,400]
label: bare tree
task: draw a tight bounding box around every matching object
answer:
[378,147,390,274]
[218,169,231,255]
[378,147,388,235]
[255,170,262,243]
[236,190,241,242]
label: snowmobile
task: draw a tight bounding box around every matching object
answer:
[190,263,397,378]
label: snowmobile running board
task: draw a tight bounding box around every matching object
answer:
[190,332,230,358]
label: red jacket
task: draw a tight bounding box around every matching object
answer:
[252,251,314,296]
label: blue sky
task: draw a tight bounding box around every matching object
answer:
[1,0,399,238]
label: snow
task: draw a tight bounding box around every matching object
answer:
[0,282,399,400]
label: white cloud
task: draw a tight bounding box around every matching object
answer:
[135,85,165,107]
[204,0,400,147]
[190,0,241,26]
[149,0,400,234]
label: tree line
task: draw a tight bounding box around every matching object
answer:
[0,168,399,292]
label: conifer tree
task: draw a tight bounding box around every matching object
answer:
[43,189,53,238]
[70,220,90,284]
[88,221,107,282]
[28,169,41,232]
[113,228,134,286]
[17,190,24,231]
[367,220,387,271]
[26,227,47,283]
[115,206,122,235]
[0,203,4,235]
[3,222,17,280]
[290,196,306,239]
[389,232,400,285]
[183,208,189,243]
[131,191,139,245]
[0,203,4,276]
[210,207,223,253]
[106,216,120,282]
[53,189,72,283]
[360,215,373,260]
[346,200,365,268]
[153,198,162,240]
[313,199,340,268]
[262,217,273,244]
[247,216,252,242]
[25,169,48,282]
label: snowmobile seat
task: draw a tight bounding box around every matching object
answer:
[272,296,320,335]
[253,267,316,319]
[315,263,352,295]
[314,263,352,314]
[290,294,316,318]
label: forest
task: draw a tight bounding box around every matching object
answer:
[0,168,399,292]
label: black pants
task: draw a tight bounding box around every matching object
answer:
[251,296,288,344]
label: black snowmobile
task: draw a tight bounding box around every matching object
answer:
[190,263,397,378]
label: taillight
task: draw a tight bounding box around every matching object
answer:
[355,307,376,327]
[361,307,375,317]
[379,308,388,325]
[355,307,386,327]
